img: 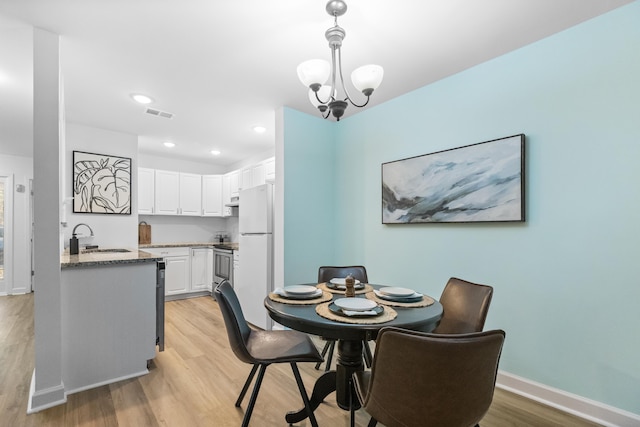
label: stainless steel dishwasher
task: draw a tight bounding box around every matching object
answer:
[156,261,165,352]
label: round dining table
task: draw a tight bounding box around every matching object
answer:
[264,284,443,426]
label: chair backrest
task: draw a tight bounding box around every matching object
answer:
[318,265,368,283]
[432,277,493,334]
[213,280,255,364]
[363,327,505,427]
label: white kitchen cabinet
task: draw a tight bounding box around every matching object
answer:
[251,162,266,188]
[264,157,275,183]
[153,170,202,216]
[154,170,180,215]
[202,175,223,216]
[240,166,252,191]
[228,170,240,199]
[165,254,190,295]
[138,168,156,214]
[191,247,213,291]
[143,247,191,296]
[179,173,202,216]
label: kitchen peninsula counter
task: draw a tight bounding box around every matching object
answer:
[61,249,162,268]
[60,248,161,394]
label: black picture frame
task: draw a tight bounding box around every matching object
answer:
[382,134,525,223]
[72,150,132,215]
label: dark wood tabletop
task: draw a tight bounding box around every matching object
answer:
[264,284,443,341]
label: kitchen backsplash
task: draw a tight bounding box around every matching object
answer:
[138,215,238,244]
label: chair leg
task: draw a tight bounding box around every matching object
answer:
[235,364,259,407]
[241,364,267,427]
[368,417,378,427]
[315,340,332,370]
[362,340,373,368]
[290,363,319,427]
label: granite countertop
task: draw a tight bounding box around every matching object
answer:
[139,242,239,250]
[61,249,163,269]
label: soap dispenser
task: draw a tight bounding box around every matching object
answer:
[70,234,79,255]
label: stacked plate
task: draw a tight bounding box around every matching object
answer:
[374,287,424,303]
[329,298,382,317]
[279,285,323,300]
[327,278,365,290]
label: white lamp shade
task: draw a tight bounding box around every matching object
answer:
[308,85,333,107]
[351,64,384,92]
[297,59,331,87]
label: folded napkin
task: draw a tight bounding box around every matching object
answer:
[342,309,379,316]
[273,287,322,297]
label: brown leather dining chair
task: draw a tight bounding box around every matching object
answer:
[353,327,506,427]
[432,277,494,334]
[316,265,373,371]
[214,280,323,427]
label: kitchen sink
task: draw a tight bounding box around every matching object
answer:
[82,248,131,254]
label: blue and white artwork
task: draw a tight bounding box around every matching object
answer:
[382,135,525,223]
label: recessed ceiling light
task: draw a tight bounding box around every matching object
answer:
[131,93,154,104]
[211,150,221,156]
[163,142,175,148]
[253,125,266,134]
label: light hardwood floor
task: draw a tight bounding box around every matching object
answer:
[0,293,602,426]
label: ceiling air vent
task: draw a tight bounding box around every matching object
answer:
[145,107,174,119]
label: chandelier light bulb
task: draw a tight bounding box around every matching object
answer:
[297,59,331,88]
[351,64,384,95]
[308,85,333,108]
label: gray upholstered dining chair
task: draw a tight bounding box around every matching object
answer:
[214,280,323,427]
[315,265,373,371]
[353,327,506,427]
[432,277,494,334]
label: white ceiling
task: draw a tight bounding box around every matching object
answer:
[0,0,632,166]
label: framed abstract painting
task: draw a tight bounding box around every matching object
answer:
[72,151,132,214]
[382,134,525,223]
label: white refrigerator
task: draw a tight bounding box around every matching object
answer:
[237,183,273,330]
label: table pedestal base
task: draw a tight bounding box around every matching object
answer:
[285,339,364,425]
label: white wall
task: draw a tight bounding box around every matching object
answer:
[0,154,32,294]
[138,214,229,244]
[138,152,226,175]
[63,123,138,250]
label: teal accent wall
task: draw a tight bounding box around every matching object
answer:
[282,108,338,284]
[282,2,640,414]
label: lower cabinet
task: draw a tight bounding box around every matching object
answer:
[164,254,191,296]
[191,247,213,292]
[142,246,213,297]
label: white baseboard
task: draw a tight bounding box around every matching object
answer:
[64,369,149,396]
[27,370,67,414]
[497,371,640,427]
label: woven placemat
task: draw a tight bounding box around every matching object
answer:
[315,302,397,324]
[317,283,373,295]
[365,292,435,308]
[268,291,333,305]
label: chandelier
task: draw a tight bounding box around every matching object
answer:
[297,0,383,121]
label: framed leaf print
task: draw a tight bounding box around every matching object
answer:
[73,151,132,214]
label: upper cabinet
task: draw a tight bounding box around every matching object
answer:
[153,170,202,216]
[179,173,202,216]
[154,170,180,215]
[238,157,273,192]
[138,158,273,217]
[202,175,223,217]
[138,168,156,214]
[264,157,275,183]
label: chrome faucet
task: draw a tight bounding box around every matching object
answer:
[70,223,94,255]
[72,223,94,237]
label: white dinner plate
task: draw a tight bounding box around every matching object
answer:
[378,287,416,297]
[333,298,377,312]
[284,285,319,295]
[330,278,362,286]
